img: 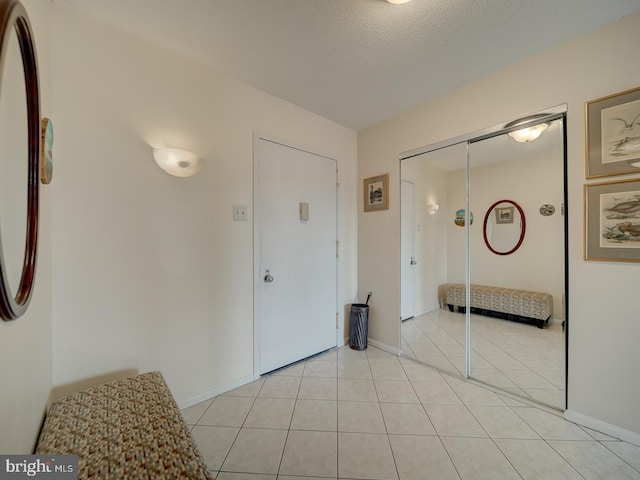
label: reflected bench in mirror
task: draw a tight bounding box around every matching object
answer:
[445,283,552,328]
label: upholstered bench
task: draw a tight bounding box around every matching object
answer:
[445,283,553,328]
[35,371,212,480]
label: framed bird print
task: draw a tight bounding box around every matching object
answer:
[586,86,640,178]
[585,178,640,262]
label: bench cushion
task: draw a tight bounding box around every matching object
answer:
[446,284,552,321]
[35,371,212,480]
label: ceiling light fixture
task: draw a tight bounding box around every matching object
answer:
[152,147,201,177]
[386,0,411,4]
[507,124,548,143]
[505,114,549,143]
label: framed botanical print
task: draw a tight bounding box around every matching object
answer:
[586,86,640,178]
[584,177,640,262]
[363,174,389,212]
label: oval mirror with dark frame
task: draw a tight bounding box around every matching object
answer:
[483,199,526,255]
[0,0,40,321]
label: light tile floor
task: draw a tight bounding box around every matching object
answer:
[182,346,640,479]
[402,308,565,409]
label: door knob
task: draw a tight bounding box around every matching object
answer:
[410,256,417,265]
[264,273,274,283]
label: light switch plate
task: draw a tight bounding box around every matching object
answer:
[299,202,309,222]
[233,205,248,221]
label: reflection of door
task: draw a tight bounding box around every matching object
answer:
[400,180,415,321]
[255,138,337,375]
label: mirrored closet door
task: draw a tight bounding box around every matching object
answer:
[400,108,567,410]
[400,142,468,378]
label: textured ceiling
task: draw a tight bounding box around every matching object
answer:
[57,0,640,131]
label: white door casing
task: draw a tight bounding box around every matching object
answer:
[254,136,338,375]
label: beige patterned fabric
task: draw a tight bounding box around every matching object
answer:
[446,284,553,322]
[35,371,212,480]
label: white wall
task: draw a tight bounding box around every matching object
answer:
[358,12,640,438]
[0,0,53,453]
[51,6,357,406]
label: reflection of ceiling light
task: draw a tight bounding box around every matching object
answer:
[630,160,640,168]
[508,123,548,143]
[153,148,201,177]
[386,0,411,4]
[505,114,550,143]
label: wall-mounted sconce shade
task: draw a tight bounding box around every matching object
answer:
[505,114,549,143]
[153,147,201,177]
[426,203,439,215]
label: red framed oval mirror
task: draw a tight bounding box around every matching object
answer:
[0,0,40,320]
[483,199,526,256]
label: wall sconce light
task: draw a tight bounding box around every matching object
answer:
[505,114,549,143]
[426,203,439,215]
[152,147,201,177]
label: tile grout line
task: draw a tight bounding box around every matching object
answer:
[439,372,532,479]
[191,345,639,480]
[403,310,565,406]
[335,354,339,480]
[403,348,552,480]
[400,358,440,436]
[215,377,264,476]
[371,352,402,480]
[505,405,593,479]
[540,439,591,480]
[274,358,306,478]
[600,441,640,475]
[399,353,464,480]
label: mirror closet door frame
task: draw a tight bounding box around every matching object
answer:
[399,104,568,410]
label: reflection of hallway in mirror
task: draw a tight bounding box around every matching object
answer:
[401,308,565,409]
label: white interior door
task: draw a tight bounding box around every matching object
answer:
[401,180,416,321]
[255,138,337,375]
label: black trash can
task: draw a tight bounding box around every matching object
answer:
[349,303,369,350]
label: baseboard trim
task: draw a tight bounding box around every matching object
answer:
[178,374,255,409]
[367,338,400,356]
[564,409,640,447]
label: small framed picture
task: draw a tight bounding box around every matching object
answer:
[495,206,514,224]
[585,177,640,262]
[586,86,640,178]
[363,174,389,212]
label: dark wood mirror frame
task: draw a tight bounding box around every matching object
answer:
[0,0,40,320]
[483,199,526,256]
